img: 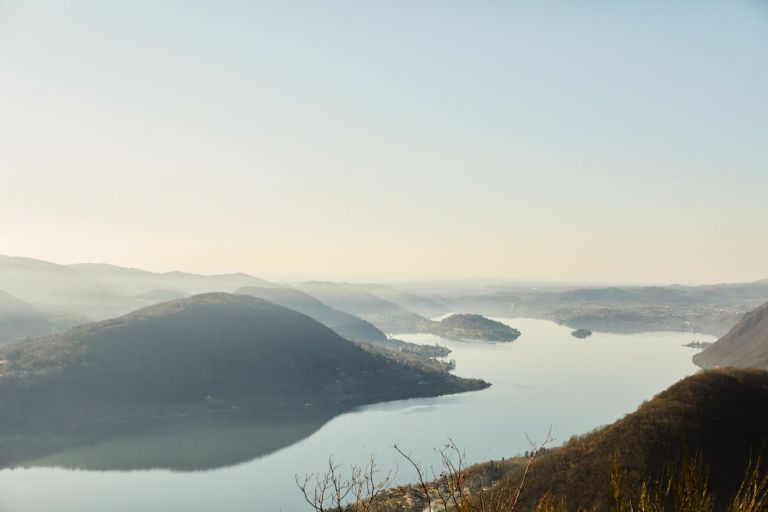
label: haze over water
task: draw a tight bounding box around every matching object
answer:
[0,318,711,512]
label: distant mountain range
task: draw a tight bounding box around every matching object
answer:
[235,286,520,349]
[297,281,431,333]
[0,293,487,435]
[0,290,79,344]
[295,281,522,341]
[343,283,451,318]
[438,282,768,336]
[694,300,768,370]
[68,262,273,295]
[0,255,524,345]
[0,254,274,323]
[2,254,766,341]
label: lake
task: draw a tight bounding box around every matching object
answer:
[0,318,712,511]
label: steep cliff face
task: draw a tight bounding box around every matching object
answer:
[694,301,768,370]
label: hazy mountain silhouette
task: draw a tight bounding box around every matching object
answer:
[0,289,79,344]
[344,283,451,318]
[386,293,451,318]
[235,286,387,343]
[69,262,273,295]
[443,280,768,336]
[296,282,523,341]
[132,288,189,302]
[0,255,117,305]
[0,255,275,321]
[297,282,433,333]
[558,286,696,304]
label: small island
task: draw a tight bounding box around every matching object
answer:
[684,340,713,349]
[431,314,521,342]
[571,328,593,339]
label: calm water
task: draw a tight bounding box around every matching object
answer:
[0,318,712,511]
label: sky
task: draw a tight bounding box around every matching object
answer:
[1,1,766,284]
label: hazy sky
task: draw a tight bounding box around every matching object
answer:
[1,1,766,284]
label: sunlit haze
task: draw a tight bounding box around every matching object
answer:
[2,1,766,284]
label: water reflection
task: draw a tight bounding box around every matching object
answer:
[0,406,343,471]
[0,320,714,512]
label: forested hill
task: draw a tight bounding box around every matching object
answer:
[0,293,487,435]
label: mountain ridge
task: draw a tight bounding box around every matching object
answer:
[0,289,78,344]
[235,285,387,343]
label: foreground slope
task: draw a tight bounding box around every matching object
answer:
[499,368,768,510]
[694,301,768,370]
[0,293,486,434]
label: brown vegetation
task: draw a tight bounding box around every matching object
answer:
[298,368,768,511]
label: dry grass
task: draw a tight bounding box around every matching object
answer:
[298,449,768,512]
